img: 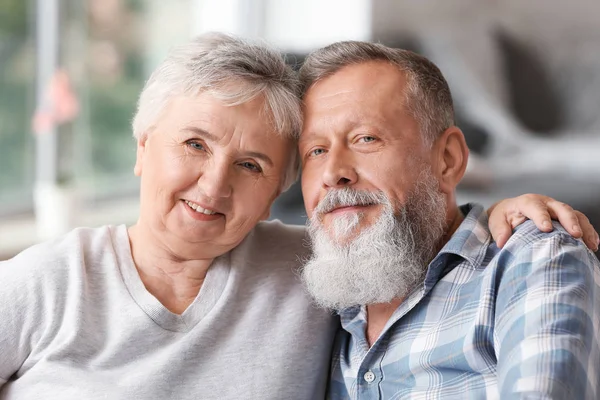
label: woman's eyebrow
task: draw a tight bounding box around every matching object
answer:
[181,126,217,142]
[243,151,273,167]
[182,126,273,166]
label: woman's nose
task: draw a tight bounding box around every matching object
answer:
[197,161,233,199]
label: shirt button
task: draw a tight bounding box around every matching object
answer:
[363,371,375,383]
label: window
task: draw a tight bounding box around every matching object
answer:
[0,0,196,256]
[0,0,36,215]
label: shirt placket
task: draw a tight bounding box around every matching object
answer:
[354,345,386,400]
[347,287,428,400]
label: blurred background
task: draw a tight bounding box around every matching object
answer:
[1,0,599,259]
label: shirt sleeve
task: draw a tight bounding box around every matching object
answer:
[494,232,600,399]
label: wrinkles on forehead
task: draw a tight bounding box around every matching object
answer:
[301,61,412,129]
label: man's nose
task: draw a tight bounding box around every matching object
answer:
[322,147,357,188]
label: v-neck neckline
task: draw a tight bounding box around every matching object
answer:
[113,225,232,332]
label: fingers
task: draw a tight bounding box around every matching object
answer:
[487,194,600,252]
[490,221,512,249]
[506,194,554,232]
[543,201,600,250]
[488,196,529,248]
[570,210,599,252]
[543,200,582,237]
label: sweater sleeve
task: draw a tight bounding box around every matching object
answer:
[0,287,20,382]
[0,244,54,386]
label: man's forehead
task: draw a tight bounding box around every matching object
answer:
[306,88,355,104]
[301,108,385,130]
[306,65,407,106]
[315,61,405,88]
[303,75,356,107]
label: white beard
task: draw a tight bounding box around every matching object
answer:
[301,169,447,311]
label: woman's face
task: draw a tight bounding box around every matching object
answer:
[134,93,294,256]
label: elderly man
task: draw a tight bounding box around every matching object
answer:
[298,41,600,399]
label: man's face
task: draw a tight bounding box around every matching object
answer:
[299,61,449,309]
[300,61,432,239]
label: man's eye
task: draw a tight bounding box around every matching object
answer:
[309,148,326,157]
[360,136,376,143]
[240,161,261,173]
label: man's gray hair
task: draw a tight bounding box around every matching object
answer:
[132,32,302,191]
[299,41,454,145]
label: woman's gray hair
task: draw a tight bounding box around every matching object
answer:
[132,32,302,191]
[299,41,454,146]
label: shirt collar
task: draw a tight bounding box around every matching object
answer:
[419,203,492,298]
[434,203,492,269]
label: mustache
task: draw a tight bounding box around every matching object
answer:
[313,188,389,217]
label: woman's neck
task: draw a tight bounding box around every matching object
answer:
[127,223,216,314]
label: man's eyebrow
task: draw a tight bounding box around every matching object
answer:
[298,130,322,145]
[182,126,273,167]
[181,126,218,142]
[298,121,361,145]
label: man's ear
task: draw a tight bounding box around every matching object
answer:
[133,133,149,177]
[432,126,469,194]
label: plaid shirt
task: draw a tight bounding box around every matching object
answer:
[329,204,600,399]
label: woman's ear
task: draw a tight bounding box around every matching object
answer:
[133,133,149,177]
[431,126,469,194]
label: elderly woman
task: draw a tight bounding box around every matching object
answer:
[0,33,597,400]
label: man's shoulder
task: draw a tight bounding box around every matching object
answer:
[491,220,599,276]
[505,219,589,254]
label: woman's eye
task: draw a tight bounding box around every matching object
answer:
[187,141,205,151]
[240,161,261,173]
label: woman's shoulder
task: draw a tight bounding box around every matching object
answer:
[1,225,127,278]
[234,220,310,264]
[0,225,130,374]
[252,219,308,249]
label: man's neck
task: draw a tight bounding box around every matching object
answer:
[442,205,465,247]
[366,299,403,347]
